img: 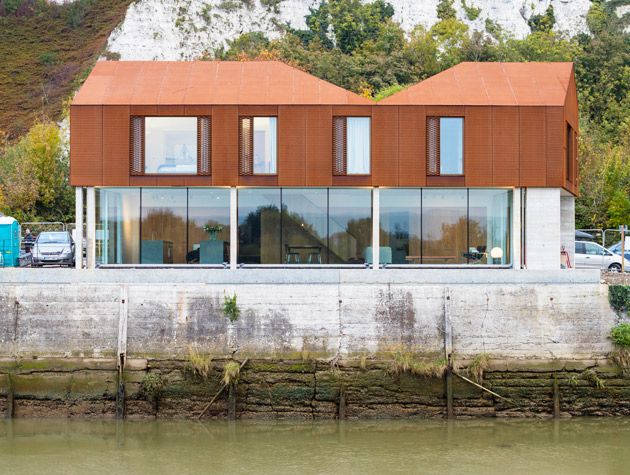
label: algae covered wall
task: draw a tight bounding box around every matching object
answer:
[0,268,624,419]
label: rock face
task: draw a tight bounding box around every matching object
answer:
[105,0,593,60]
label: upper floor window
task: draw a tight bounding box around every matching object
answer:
[130,116,211,176]
[333,117,371,175]
[427,117,463,176]
[566,123,575,183]
[239,117,277,175]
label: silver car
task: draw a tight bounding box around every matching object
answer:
[575,240,630,271]
[32,231,75,267]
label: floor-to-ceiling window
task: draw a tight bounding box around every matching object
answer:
[468,189,512,265]
[188,188,230,264]
[328,188,372,264]
[380,189,422,265]
[281,188,328,264]
[140,188,187,264]
[422,189,468,265]
[96,188,141,265]
[237,188,281,264]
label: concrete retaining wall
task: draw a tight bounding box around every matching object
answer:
[0,268,615,360]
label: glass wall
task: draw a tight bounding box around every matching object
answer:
[145,117,197,174]
[380,189,422,265]
[281,188,328,264]
[380,188,511,265]
[238,188,281,264]
[188,189,230,264]
[328,188,372,264]
[96,188,141,265]
[141,188,187,264]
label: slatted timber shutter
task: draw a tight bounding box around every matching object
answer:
[130,116,144,175]
[332,116,347,175]
[239,117,254,175]
[426,117,440,176]
[198,116,211,176]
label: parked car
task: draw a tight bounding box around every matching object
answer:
[575,240,630,271]
[608,240,630,262]
[32,231,75,267]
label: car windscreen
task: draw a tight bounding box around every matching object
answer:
[37,233,69,244]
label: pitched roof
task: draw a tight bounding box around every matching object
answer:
[72,61,372,106]
[379,62,574,106]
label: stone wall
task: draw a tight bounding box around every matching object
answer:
[0,268,624,419]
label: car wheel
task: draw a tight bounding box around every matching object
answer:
[608,263,622,272]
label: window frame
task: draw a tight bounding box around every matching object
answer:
[426,116,465,177]
[239,116,278,176]
[130,116,211,177]
[332,116,372,176]
[566,122,576,184]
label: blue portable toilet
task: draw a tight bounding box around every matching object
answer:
[0,217,20,267]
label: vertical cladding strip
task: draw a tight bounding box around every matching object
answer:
[103,106,131,186]
[546,107,564,188]
[212,106,239,186]
[398,106,426,187]
[464,106,493,186]
[278,106,307,186]
[519,107,547,187]
[371,106,398,186]
[70,106,103,186]
[492,107,520,187]
[426,117,440,176]
[306,106,333,186]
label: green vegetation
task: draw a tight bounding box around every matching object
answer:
[141,372,165,405]
[186,346,212,380]
[223,293,240,323]
[528,5,555,33]
[610,286,630,314]
[468,353,490,383]
[461,0,481,21]
[388,348,447,377]
[222,360,241,385]
[583,368,605,389]
[612,323,630,346]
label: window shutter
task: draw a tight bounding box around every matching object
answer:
[130,116,144,175]
[198,116,211,176]
[239,117,253,176]
[426,117,440,176]
[332,116,347,175]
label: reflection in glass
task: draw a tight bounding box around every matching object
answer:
[328,189,372,264]
[188,189,230,264]
[141,188,187,264]
[281,189,328,264]
[145,117,197,174]
[253,117,277,174]
[422,189,467,264]
[96,188,140,264]
[440,118,463,175]
[380,189,422,264]
[468,189,511,265]
[347,117,370,174]
[238,188,281,264]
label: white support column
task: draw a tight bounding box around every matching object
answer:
[86,187,96,269]
[74,187,84,269]
[230,187,237,270]
[524,188,561,270]
[372,187,380,270]
[511,188,522,269]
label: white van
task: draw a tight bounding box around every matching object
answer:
[575,240,630,271]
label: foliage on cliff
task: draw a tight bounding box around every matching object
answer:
[220,0,630,229]
[0,0,132,140]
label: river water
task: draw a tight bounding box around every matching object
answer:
[1,418,628,474]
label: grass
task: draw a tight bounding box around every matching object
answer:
[0,0,132,139]
[141,372,164,404]
[468,353,490,383]
[222,360,240,385]
[186,346,212,380]
[583,369,605,390]
[388,348,447,378]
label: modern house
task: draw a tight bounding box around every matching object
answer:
[70,60,578,270]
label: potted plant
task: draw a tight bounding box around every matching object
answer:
[202,224,224,241]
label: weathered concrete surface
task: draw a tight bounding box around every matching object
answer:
[0,269,614,359]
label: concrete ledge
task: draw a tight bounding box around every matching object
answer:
[0,268,601,285]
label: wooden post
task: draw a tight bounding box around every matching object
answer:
[116,286,128,420]
[5,373,14,420]
[228,383,236,421]
[338,385,346,420]
[553,374,560,418]
[444,288,454,420]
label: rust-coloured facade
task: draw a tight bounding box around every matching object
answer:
[70,61,579,196]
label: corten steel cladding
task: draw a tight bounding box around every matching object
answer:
[70,60,579,194]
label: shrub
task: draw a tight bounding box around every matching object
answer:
[610,285,630,313]
[223,293,240,323]
[141,372,164,404]
[611,323,630,347]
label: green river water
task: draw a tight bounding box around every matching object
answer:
[0,418,629,475]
